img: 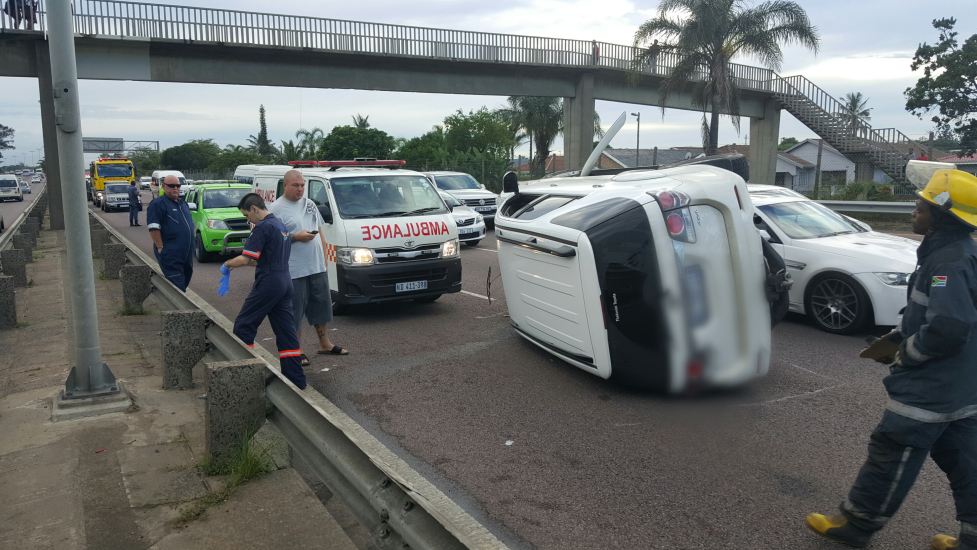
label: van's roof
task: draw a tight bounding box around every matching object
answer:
[153,169,185,176]
[425,171,473,177]
[515,164,742,197]
[254,165,427,179]
[194,181,251,189]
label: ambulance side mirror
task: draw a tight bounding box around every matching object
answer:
[503,171,519,194]
[318,205,333,224]
[758,229,772,242]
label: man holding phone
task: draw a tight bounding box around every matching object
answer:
[269,170,347,365]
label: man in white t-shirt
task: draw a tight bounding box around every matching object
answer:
[268,169,348,365]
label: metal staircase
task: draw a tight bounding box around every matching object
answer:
[773,75,924,192]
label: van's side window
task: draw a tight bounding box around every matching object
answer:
[275,178,285,199]
[514,195,577,221]
[308,179,328,208]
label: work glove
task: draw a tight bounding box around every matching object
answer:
[218,264,231,297]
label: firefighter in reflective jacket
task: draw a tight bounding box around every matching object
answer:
[806,169,977,550]
[222,193,306,389]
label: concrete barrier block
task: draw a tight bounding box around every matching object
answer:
[102,243,126,280]
[12,234,33,263]
[0,249,27,287]
[161,310,208,390]
[206,358,267,469]
[0,275,16,329]
[120,264,152,314]
[90,229,108,259]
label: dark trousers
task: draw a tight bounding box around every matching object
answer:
[843,410,977,543]
[154,247,192,292]
[232,276,306,389]
[129,205,139,225]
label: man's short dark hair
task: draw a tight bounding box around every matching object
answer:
[238,193,266,212]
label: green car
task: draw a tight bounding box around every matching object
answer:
[184,182,254,262]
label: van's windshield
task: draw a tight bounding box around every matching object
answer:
[331,175,448,219]
[433,174,480,190]
[0,178,17,188]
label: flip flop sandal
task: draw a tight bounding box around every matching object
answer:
[299,354,311,367]
[318,345,349,356]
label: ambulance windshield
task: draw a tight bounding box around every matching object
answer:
[331,175,448,219]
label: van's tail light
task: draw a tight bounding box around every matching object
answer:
[652,190,690,211]
[652,190,696,243]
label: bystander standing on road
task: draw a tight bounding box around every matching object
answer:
[222,193,306,388]
[806,169,977,550]
[147,175,194,291]
[269,169,348,366]
[128,180,142,226]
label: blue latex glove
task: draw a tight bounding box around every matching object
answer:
[218,264,231,296]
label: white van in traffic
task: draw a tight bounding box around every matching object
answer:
[151,170,188,197]
[249,161,462,308]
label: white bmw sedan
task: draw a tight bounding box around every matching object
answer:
[749,185,917,334]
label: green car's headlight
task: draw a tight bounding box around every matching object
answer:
[207,219,229,230]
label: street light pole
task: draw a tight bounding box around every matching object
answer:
[47,0,119,400]
[630,112,641,167]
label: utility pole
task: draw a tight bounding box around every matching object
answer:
[47,0,123,406]
[631,112,641,167]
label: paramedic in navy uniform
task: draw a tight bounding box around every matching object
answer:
[222,193,306,389]
[147,175,194,291]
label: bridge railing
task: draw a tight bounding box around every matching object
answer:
[1,0,775,92]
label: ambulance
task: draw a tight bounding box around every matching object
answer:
[249,160,462,309]
[494,113,786,393]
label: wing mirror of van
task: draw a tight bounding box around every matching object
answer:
[318,205,333,224]
[187,202,197,211]
[502,171,519,194]
[758,229,772,242]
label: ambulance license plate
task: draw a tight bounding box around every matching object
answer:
[396,280,428,293]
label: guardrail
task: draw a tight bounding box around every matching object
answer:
[1,0,775,93]
[89,210,506,550]
[0,186,46,250]
[818,200,916,215]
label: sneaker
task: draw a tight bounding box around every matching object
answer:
[805,513,873,548]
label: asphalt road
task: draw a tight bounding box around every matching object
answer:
[0,181,44,231]
[94,196,957,550]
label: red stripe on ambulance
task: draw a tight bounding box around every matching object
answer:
[360,222,450,241]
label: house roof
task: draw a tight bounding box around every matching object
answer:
[783,138,843,156]
[939,153,977,164]
[778,153,814,168]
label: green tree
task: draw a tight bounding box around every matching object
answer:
[320,126,396,160]
[443,108,512,159]
[905,17,977,155]
[160,139,222,171]
[129,146,161,176]
[247,105,276,158]
[506,96,563,178]
[633,0,820,154]
[295,127,326,159]
[838,92,872,131]
[397,126,449,169]
[278,139,302,162]
[351,114,371,129]
[209,144,263,176]
[778,136,799,151]
[0,123,14,161]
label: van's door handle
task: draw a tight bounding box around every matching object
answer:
[498,235,576,257]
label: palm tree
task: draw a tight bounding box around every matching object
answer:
[633,0,820,154]
[279,139,302,162]
[505,97,606,177]
[294,127,326,159]
[838,92,872,132]
[351,114,371,129]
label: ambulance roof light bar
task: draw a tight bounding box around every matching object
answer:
[287,160,406,170]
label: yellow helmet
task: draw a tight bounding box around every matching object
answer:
[917,169,977,229]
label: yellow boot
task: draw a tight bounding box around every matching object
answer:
[805,513,872,548]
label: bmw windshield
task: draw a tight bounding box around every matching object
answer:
[331,175,448,219]
[758,200,862,239]
[433,174,481,190]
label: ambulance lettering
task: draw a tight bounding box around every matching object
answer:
[360,222,450,241]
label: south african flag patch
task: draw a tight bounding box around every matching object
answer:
[932,275,948,287]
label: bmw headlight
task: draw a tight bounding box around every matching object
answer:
[874,272,910,286]
[441,239,459,258]
[337,247,375,265]
[207,219,229,230]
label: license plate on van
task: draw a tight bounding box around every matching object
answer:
[395,280,428,293]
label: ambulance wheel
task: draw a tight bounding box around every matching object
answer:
[804,272,872,335]
[414,294,441,304]
[330,292,349,315]
[194,233,216,263]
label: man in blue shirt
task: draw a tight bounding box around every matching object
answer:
[222,193,306,389]
[147,175,194,291]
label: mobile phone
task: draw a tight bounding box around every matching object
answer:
[309,230,319,235]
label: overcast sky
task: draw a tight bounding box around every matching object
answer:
[1,0,974,166]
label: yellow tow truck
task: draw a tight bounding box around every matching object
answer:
[89,156,135,207]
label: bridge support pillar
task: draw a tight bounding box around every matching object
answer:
[564,73,595,172]
[748,99,780,185]
[35,43,65,230]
